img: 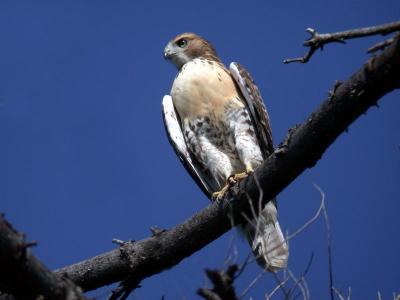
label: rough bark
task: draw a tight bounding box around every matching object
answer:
[0,214,87,300]
[53,36,400,293]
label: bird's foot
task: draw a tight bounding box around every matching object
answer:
[231,164,254,182]
[232,171,249,182]
[211,170,253,201]
[212,184,231,201]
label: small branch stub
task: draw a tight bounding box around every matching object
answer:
[367,33,399,53]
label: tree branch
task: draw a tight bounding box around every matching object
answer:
[55,35,400,293]
[0,214,87,300]
[284,20,400,63]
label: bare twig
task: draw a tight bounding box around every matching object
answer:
[332,286,351,300]
[332,287,346,300]
[261,189,323,300]
[245,188,324,268]
[0,214,87,300]
[111,239,126,246]
[222,229,239,268]
[55,36,400,292]
[313,184,335,300]
[265,277,290,300]
[238,269,267,299]
[234,187,328,300]
[284,21,400,63]
[301,253,314,278]
[286,194,324,241]
[287,269,308,300]
[367,35,397,53]
[290,253,314,300]
[378,291,383,300]
[232,252,252,280]
[271,272,290,299]
[301,277,311,300]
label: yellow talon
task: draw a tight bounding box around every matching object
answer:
[232,171,248,181]
[231,164,254,182]
[212,184,231,201]
[211,168,255,201]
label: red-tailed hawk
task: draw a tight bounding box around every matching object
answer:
[162,33,288,271]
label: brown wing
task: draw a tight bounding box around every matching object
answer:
[229,62,274,157]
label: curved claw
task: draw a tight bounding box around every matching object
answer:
[212,169,254,200]
[212,184,231,201]
[232,171,248,181]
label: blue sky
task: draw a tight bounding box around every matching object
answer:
[0,1,399,299]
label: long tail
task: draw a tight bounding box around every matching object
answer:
[243,200,289,272]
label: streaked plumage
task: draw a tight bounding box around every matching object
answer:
[163,33,288,271]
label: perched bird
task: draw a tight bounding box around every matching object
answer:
[162,33,288,271]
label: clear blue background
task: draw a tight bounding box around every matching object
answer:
[0,1,399,299]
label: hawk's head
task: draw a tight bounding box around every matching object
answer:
[164,33,220,69]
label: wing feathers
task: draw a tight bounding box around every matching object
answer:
[162,95,215,198]
[230,62,274,156]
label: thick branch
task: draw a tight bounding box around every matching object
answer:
[56,36,400,292]
[284,20,400,63]
[0,214,87,300]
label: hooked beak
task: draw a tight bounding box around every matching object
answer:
[164,51,171,59]
[164,44,174,60]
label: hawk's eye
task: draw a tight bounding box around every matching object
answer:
[176,38,187,48]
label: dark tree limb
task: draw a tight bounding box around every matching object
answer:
[55,36,400,293]
[284,20,400,63]
[197,265,239,300]
[0,214,87,300]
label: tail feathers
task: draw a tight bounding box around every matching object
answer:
[244,202,289,272]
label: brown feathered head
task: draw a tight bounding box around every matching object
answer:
[164,33,221,69]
